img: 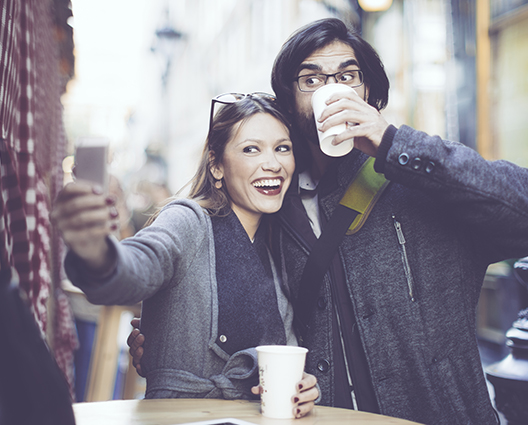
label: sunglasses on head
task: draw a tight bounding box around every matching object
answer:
[208,92,276,133]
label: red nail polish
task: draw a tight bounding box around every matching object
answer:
[110,223,118,231]
[105,196,115,205]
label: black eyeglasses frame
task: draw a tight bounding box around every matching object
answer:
[294,70,364,93]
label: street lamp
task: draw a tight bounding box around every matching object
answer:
[148,12,185,179]
[151,20,183,88]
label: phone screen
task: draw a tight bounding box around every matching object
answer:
[74,137,109,190]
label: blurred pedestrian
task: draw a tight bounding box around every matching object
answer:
[514,257,528,286]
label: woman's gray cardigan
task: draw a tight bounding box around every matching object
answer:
[65,199,275,399]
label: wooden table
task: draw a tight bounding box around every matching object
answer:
[73,398,423,425]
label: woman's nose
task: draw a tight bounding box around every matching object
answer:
[261,153,281,172]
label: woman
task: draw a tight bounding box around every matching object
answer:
[52,94,318,418]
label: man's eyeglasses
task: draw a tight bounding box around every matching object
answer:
[209,92,276,133]
[294,70,364,93]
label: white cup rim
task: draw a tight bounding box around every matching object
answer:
[256,345,308,354]
[312,82,354,98]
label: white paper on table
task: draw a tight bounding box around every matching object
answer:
[171,419,257,425]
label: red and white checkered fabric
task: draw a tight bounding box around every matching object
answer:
[0,0,78,399]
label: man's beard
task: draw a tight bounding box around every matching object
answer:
[290,109,320,171]
[293,109,319,147]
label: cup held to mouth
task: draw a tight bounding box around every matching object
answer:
[312,84,356,157]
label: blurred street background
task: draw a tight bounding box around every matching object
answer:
[62,0,528,408]
[1,0,526,419]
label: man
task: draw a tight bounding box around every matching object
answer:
[129,18,528,424]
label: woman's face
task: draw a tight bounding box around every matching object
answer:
[212,113,295,225]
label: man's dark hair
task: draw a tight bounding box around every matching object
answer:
[271,18,389,115]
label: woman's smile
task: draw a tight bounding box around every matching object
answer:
[252,177,284,195]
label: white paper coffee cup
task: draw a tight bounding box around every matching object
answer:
[311,83,356,157]
[256,345,308,419]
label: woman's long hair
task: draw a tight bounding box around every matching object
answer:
[147,95,291,224]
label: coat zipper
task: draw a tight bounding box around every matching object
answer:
[392,215,416,302]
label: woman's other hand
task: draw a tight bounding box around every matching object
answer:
[251,372,319,419]
[292,372,318,418]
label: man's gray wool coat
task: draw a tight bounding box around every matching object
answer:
[274,125,528,425]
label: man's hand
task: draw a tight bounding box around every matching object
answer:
[127,317,145,377]
[251,372,319,419]
[317,90,389,158]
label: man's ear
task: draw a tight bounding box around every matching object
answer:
[209,152,224,180]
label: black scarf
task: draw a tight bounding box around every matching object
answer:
[212,212,286,356]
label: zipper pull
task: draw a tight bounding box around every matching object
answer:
[392,215,406,245]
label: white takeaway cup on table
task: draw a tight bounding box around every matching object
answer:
[256,345,308,419]
[311,83,357,157]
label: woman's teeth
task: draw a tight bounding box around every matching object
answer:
[253,179,281,189]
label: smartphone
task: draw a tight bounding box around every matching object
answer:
[74,137,109,191]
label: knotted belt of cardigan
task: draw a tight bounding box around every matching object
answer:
[146,348,258,400]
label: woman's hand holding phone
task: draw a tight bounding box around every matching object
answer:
[51,181,118,273]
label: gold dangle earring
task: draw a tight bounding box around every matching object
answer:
[210,159,223,189]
